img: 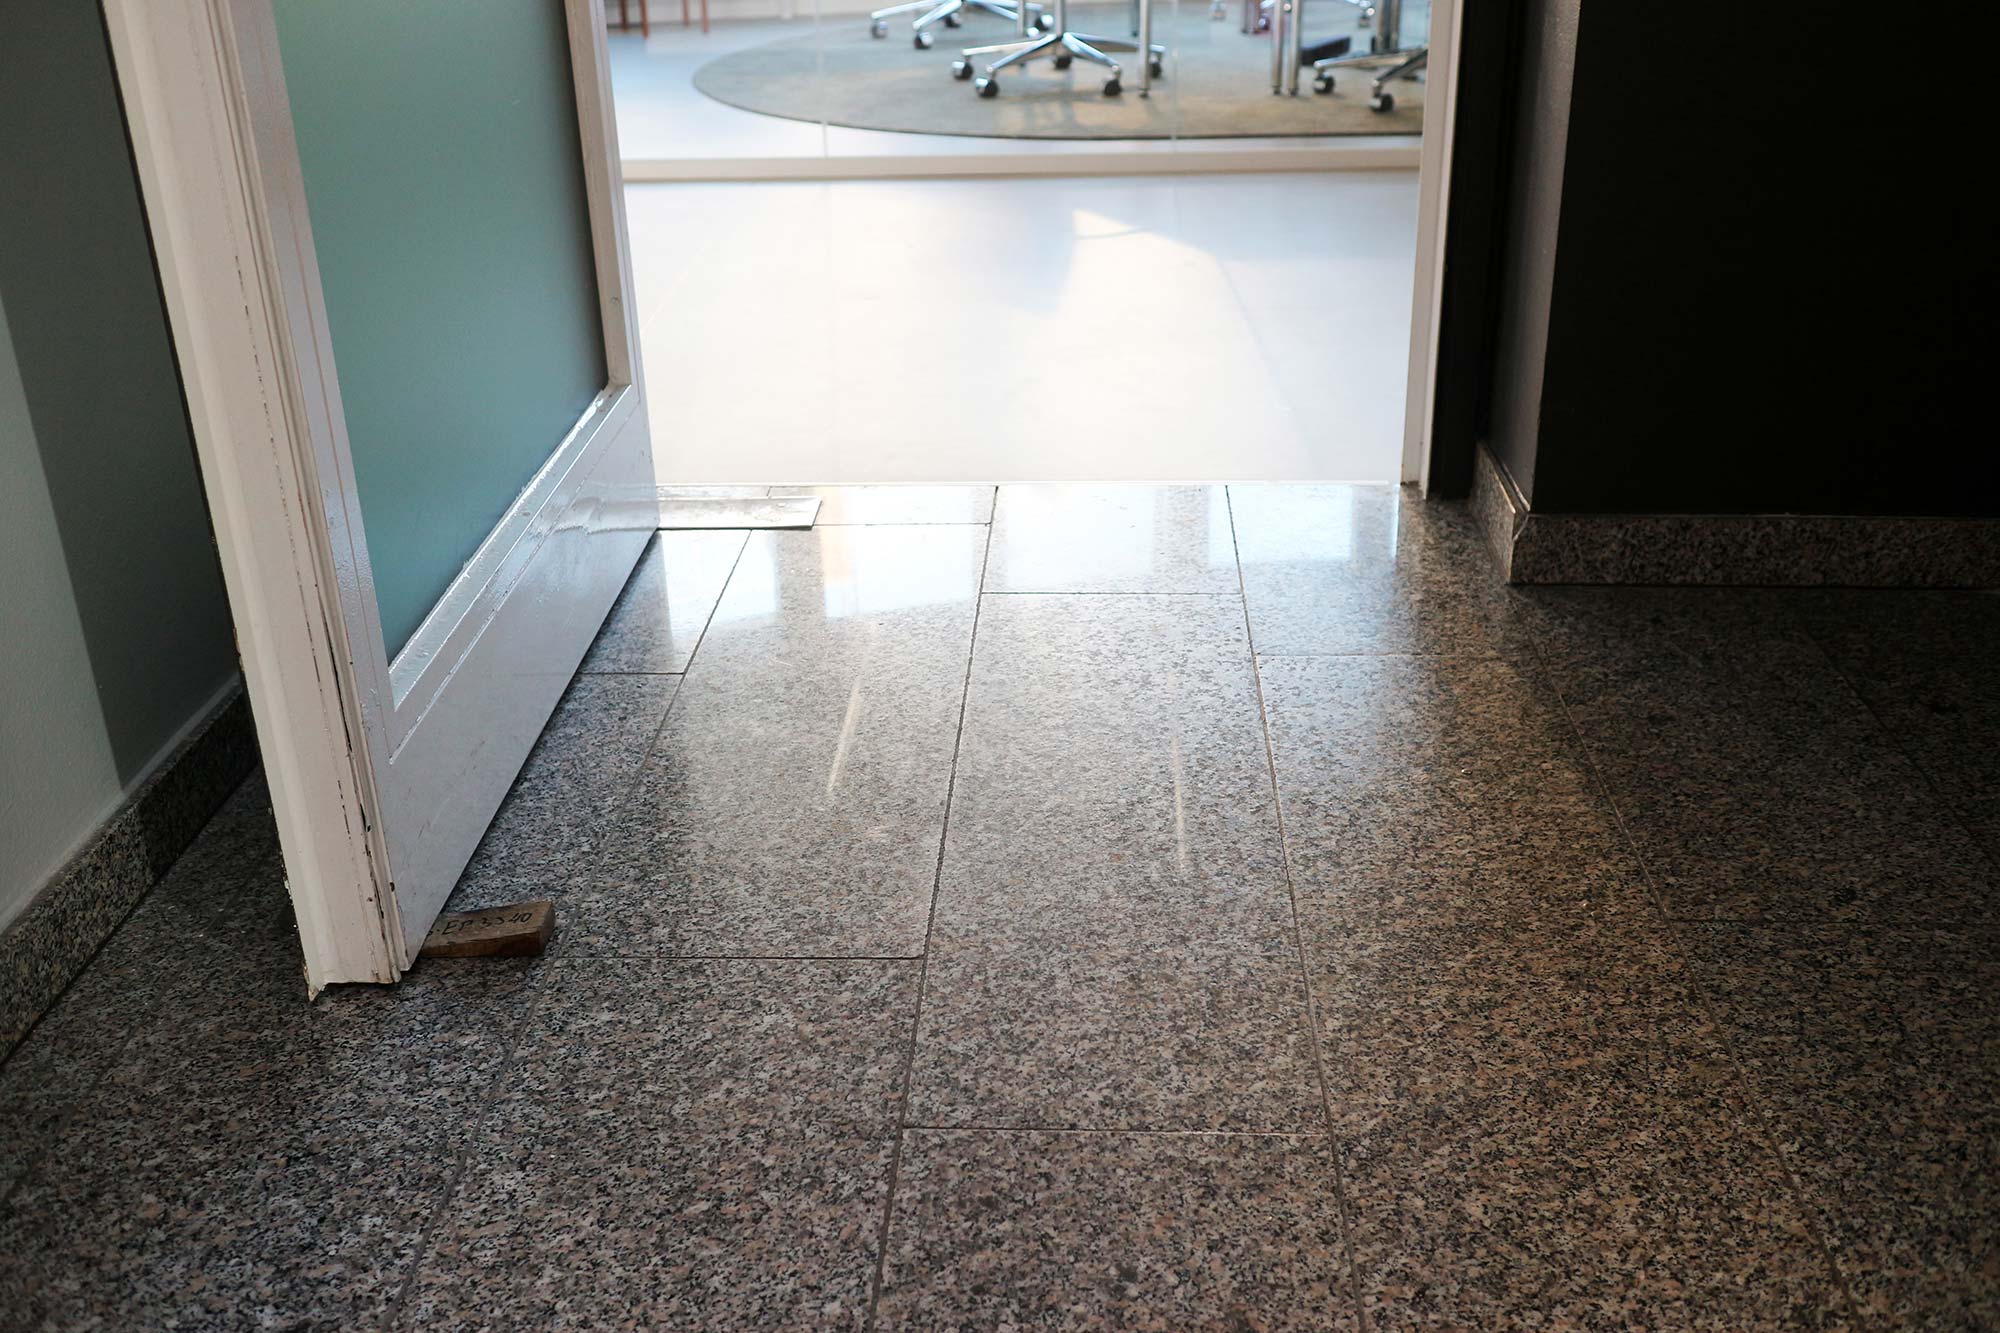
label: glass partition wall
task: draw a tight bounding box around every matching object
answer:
[604,0,1427,167]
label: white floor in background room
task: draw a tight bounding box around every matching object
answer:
[628,169,1418,484]
[611,18,826,162]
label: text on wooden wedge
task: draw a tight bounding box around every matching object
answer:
[418,900,556,958]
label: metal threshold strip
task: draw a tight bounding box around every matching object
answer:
[657,495,821,529]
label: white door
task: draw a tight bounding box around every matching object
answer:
[104,0,654,989]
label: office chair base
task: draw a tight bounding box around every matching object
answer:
[871,0,1046,39]
[958,27,1164,93]
[1310,43,1425,108]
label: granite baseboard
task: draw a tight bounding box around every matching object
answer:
[1470,446,2000,587]
[0,687,260,1060]
[1468,440,1530,579]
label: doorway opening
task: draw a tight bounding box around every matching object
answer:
[607,0,1448,489]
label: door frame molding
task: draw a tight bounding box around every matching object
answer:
[1400,0,1464,489]
[103,0,399,985]
[105,0,651,989]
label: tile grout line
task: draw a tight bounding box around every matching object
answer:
[863,516,997,1332]
[899,1123,1333,1137]
[1223,484,1373,1333]
[478,523,754,922]
[378,975,552,1332]
[391,518,947,1330]
[1785,599,2000,884]
[559,951,926,962]
[563,527,760,951]
[1515,621,1867,1326]
[1253,648,1515,659]
[662,526,755,689]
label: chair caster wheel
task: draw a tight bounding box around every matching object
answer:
[1036,12,1055,29]
[944,11,961,23]
[1313,73,1333,94]
[870,19,887,36]
[1148,57,1164,77]
[1370,91,1393,112]
[915,31,933,48]
[1053,53,1072,68]
[1103,76,1122,95]
[976,76,999,96]
[952,58,975,78]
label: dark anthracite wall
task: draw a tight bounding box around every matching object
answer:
[1484,2,1998,517]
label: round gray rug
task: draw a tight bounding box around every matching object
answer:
[692,3,1425,140]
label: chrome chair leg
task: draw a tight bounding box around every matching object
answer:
[874,0,1040,39]
[1306,0,1421,107]
[869,0,932,36]
[1310,43,1424,108]
[908,0,960,47]
[961,30,1061,70]
[956,0,1162,96]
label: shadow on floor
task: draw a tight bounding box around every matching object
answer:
[3,483,1994,1329]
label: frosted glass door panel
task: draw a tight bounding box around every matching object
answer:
[272,0,607,653]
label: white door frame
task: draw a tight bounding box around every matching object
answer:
[104,0,654,989]
[1400,0,1463,490]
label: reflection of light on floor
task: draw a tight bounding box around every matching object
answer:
[1205,485,1235,572]
[1004,486,1161,587]
[1232,484,1358,564]
[705,528,979,627]
[708,533,778,622]
[820,528,976,617]
[1000,485,1240,588]
[1068,208,1144,241]
[634,175,1420,485]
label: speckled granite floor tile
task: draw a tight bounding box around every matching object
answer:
[569,526,984,957]
[1526,588,1995,924]
[87,773,297,965]
[985,484,1241,593]
[0,1094,59,1198]
[16,776,306,1042]
[1229,483,1538,657]
[1260,652,1656,951]
[2,780,289,1205]
[910,595,1320,1132]
[1258,644,1849,1325]
[0,957,534,1330]
[16,497,1997,1332]
[1320,921,1845,1330]
[1681,924,2000,1329]
[579,529,747,675]
[403,1125,891,1332]
[503,959,918,1135]
[876,1130,1356,1331]
[769,484,996,525]
[403,959,915,1330]
[1793,590,2000,869]
[447,673,680,913]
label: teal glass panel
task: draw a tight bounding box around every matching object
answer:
[272,0,607,655]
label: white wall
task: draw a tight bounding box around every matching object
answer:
[0,297,129,929]
[0,0,241,934]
